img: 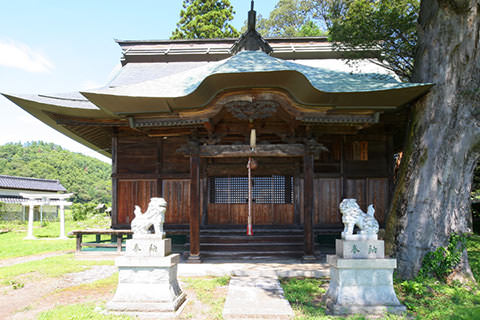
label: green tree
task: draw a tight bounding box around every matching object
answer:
[321,0,418,80]
[171,0,239,39]
[0,142,112,204]
[252,0,326,37]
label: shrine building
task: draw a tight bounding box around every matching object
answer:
[3,6,432,261]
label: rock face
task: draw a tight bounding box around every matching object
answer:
[107,198,186,318]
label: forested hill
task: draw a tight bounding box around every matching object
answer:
[0,142,111,204]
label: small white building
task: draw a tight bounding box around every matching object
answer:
[0,174,68,221]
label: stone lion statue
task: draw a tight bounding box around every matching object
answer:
[339,198,379,238]
[131,197,167,236]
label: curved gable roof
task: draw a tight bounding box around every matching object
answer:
[82,51,432,115]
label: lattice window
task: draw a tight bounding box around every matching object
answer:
[209,176,293,204]
[352,141,368,161]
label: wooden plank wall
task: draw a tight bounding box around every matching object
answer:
[309,177,389,226]
[366,178,389,224]
[115,136,191,227]
[207,203,294,225]
[117,180,157,225]
[309,136,392,227]
[314,178,342,225]
[162,179,190,224]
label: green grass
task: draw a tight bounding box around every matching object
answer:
[37,302,132,320]
[467,234,480,281]
[0,253,113,284]
[280,234,480,320]
[0,217,111,260]
[280,277,480,320]
[181,276,230,319]
[395,278,480,319]
[280,278,328,319]
[0,228,74,259]
[280,278,387,320]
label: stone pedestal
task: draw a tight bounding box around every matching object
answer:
[107,236,186,318]
[324,238,406,316]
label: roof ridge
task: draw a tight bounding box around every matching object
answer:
[0,174,61,183]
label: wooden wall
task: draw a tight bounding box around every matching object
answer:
[207,203,294,225]
[117,180,157,225]
[113,136,191,227]
[113,132,393,229]
[314,178,342,225]
[162,179,190,224]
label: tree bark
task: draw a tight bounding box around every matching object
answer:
[385,0,480,279]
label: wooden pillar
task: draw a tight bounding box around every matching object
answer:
[156,140,163,197]
[117,234,123,253]
[76,234,82,253]
[303,150,315,260]
[341,136,347,199]
[111,128,119,228]
[386,135,395,210]
[188,151,202,262]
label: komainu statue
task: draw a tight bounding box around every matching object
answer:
[339,198,379,238]
[131,197,167,236]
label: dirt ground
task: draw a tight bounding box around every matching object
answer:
[0,255,228,320]
[0,264,117,320]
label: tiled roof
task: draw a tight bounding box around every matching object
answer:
[0,175,67,192]
[3,92,100,110]
[90,51,429,98]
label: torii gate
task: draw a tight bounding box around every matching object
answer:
[20,193,73,239]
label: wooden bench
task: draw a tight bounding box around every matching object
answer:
[69,229,133,253]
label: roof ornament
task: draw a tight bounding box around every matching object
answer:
[230,0,272,55]
[247,0,256,32]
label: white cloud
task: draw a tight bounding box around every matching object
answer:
[0,39,54,73]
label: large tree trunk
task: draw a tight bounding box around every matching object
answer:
[385,0,480,279]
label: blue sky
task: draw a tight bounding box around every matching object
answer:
[0,0,277,162]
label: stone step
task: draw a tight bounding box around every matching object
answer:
[199,250,304,260]
[223,275,294,319]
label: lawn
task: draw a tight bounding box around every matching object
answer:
[0,214,110,259]
[0,253,113,285]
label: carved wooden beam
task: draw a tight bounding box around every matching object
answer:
[179,144,307,158]
[298,113,380,125]
[225,100,279,120]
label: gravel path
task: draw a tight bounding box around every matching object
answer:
[64,265,117,286]
[0,251,73,268]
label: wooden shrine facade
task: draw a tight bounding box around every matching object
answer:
[110,89,399,259]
